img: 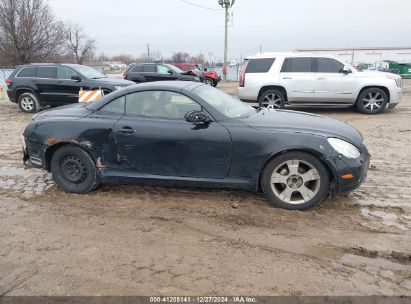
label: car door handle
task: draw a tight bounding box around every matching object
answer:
[282,77,293,80]
[119,127,136,134]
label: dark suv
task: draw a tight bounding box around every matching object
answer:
[123,63,200,84]
[6,63,134,113]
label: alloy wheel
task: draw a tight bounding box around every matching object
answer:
[20,97,34,111]
[361,91,385,113]
[270,159,321,205]
[262,93,282,108]
[204,78,213,86]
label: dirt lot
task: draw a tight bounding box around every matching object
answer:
[0,81,410,296]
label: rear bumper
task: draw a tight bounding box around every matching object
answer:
[7,89,16,102]
[335,145,371,194]
[238,86,259,101]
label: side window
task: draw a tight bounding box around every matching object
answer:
[281,58,313,73]
[142,65,156,73]
[125,91,201,119]
[131,65,144,73]
[17,67,35,78]
[99,96,125,114]
[57,66,79,80]
[317,58,344,73]
[157,65,171,74]
[245,58,275,73]
[35,67,56,79]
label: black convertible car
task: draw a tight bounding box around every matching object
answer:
[23,81,370,210]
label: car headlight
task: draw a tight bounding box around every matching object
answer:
[327,138,360,159]
[114,86,125,91]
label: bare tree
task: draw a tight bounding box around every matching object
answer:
[172,52,189,63]
[65,23,96,65]
[0,0,66,66]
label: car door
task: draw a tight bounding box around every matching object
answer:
[156,65,178,81]
[141,64,159,82]
[279,57,315,102]
[33,66,60,104]
[55,66,84,104]
[113,90,232,178]
[313,57,357,103]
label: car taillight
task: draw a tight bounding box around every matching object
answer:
[239,61,249,87]
[5,79,11,86]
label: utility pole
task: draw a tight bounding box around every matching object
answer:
[146,44,150,62]
[218,0,235,81]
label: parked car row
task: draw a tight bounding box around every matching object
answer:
[238,53,403,114]
[6,63,134,113]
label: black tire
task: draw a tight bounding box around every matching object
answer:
[51,145,100,194]
[258,89,285,109]
[356,88,388,114]
[261,152,329,210]
[212,82,218,87]
[18,92,40,113]
[202,77,214,86]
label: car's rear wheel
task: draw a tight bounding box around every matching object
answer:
[202,77,214,86]
[258,89,285,109]
[261,152,329,210]
[18,92,40,113]
[356,88,388,114]
[51,145,100,194]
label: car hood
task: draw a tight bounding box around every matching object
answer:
[33,103,92,121]
[243,109,363,147]
[358,70,401,79]
[91,77,135,86]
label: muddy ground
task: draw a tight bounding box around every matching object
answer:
[0,81,410,296]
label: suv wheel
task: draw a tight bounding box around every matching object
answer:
[261,152,329,210]
[202,77,214,86]
[51,145,100,193]
[356,88,388,114]
[18,92,40,113]
[258,89,285,109]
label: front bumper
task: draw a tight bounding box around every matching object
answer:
[388,86,402,105]
[334,145,371,194]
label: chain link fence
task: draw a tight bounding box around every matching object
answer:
[0,69,14,100]
[212,65,241,81]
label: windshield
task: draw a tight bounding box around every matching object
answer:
[166,64,184,74]
[70,65,107,79]
[194,85,256,118]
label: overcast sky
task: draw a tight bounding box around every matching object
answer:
[48,0,411,61]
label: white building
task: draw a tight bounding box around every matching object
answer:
[295,47,411,67]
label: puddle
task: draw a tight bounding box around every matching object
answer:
[341,254,411,272]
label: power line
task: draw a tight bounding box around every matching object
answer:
[179,0,222,11]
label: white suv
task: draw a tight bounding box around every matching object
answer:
[238,53,402,114]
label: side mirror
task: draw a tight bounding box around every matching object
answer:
[167,70,173,75]
[185,110,210,124]
[341,66,352,74]
[71,75,82,82]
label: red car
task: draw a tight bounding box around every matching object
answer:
[172,63,221,87]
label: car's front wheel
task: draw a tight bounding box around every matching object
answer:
[356,88,388,114]
[202,77,214,86]
[51,145,100,193]
[261,152,329,210]
[18,92,40,113]
[258,89,285,109]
